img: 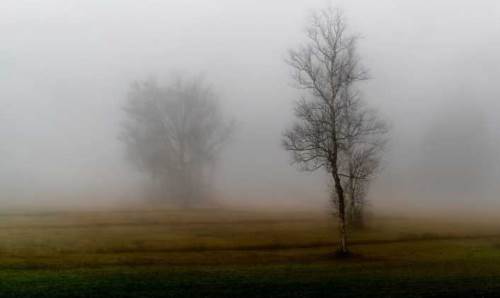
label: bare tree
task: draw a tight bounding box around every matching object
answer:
[121,76,233,208]
[283,7,386,254]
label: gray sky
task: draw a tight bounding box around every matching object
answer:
[0,0,499,212]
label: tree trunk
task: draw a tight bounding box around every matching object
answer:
[332,172,348,254]
[338,192,347,253]
[348,167,355,226]
[349,192,355,225]
[331,106,348,254]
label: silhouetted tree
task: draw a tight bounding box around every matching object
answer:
[283,7,386,254]
[121,76,233,207]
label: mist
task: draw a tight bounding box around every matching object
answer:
[0,0,499,214]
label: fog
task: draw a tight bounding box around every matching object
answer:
[0,0,499,213]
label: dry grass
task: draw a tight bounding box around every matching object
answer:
[0,207,497,268]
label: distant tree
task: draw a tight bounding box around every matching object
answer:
[283,7,387,254]
[121,76,233,207]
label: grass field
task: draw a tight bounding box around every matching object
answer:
[0,208,498,297]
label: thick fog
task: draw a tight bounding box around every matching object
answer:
[0,0,499,212]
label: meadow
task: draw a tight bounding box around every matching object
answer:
[0,208,498,297]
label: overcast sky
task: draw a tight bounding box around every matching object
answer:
[0,0,499,212]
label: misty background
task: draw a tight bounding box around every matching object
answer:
[0,0,499,213]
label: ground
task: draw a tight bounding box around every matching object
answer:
[0,208,498,297]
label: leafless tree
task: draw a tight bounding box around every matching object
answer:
[121,76,233,208]
[283,7,386,254]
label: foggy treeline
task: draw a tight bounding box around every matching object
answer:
[0,0,499,215]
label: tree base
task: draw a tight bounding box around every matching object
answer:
[332,249,355,259]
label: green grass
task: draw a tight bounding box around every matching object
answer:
[0,208,498,296]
